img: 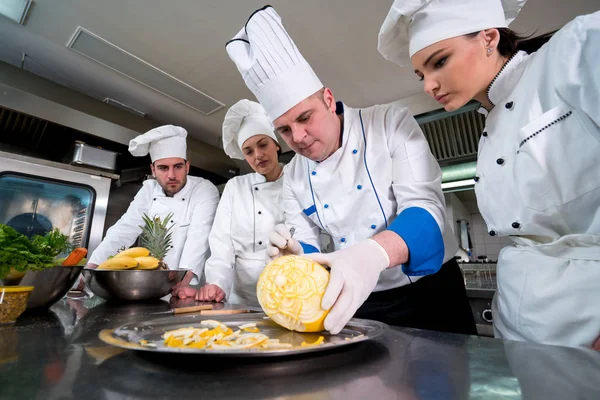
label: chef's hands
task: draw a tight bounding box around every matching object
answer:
[171,284,197,299]
[266,224,303,261]
[195,284,226,302]
[304,239,390,334]
[170,271,197,298]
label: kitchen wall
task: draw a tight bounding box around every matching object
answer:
[445,191,512,261]
[102,182,143,238]
[469,213,512,261]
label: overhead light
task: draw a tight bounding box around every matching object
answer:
[67,27,225,115]
[103,97,146,118]
[0,0,32,25]
[441,179,475,193]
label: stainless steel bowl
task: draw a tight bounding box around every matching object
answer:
[17,265,84,309]
[81,269,188,301]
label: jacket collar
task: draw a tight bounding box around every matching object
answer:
[478,50,529,116]
[253,163,285,183]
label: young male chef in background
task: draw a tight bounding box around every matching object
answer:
[226,5,476,335]
[86,125,219,295]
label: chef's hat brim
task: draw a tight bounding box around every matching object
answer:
[378,0,527,66]
[222,100,277,160]
[128,125,188,162]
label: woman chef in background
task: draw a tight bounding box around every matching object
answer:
[181,100,285,306]
[378,0,600,350]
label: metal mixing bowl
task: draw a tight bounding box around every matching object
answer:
[17,265,84,309]
[81,269,188,301]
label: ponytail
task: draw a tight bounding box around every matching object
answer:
[466,28,556,57]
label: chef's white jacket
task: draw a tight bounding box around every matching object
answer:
[283,101,458,292]
[475,12,600,348]
[204,171,284,306]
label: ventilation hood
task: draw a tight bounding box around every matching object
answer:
[415,101,484,164]
[0,80,238,182]
[414,102,484,193]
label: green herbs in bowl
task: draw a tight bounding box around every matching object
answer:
[0,225,73,283]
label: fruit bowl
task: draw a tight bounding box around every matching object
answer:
[82,269,188,301]
[0,286,34,324]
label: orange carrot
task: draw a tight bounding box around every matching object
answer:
[62,248,88,266]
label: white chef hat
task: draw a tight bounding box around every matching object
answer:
[128,125,187,162]
[222,99,278,160]
[225,5,323,122]
[378,0,527,66]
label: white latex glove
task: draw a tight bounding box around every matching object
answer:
[304,239,390,334]
[266,224,303,261]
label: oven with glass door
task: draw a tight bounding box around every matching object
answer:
[0,150,113,256]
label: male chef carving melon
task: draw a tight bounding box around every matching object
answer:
[256,255,330,332]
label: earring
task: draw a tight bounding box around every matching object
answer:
[487,48,493,54]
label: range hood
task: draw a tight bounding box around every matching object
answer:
[0,78,238,182]
[415,102,484,193]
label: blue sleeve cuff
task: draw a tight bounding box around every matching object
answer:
[300,242,320,254]
[387,207,444,277]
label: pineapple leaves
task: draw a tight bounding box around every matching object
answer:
[138,212,174,262]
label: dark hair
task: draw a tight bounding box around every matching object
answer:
[274,138,282,157]
[467,28,556,57]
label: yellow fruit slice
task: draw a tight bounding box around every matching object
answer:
[256,255,330,332]
[301,336,325,346]
[114,247,150,259]
[134,256,160,270]
[97,256,139,270]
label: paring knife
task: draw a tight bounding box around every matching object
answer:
[152,305,252,316]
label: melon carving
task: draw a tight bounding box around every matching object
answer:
[257,255,330,332]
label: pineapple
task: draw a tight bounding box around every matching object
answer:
[138,212,174,270]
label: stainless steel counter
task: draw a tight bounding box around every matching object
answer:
[1,297,599,400]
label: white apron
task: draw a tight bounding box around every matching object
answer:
[475,13,600,348]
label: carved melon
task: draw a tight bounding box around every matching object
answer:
[257,255,330,332]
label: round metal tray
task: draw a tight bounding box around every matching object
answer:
[99,312,388,357]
